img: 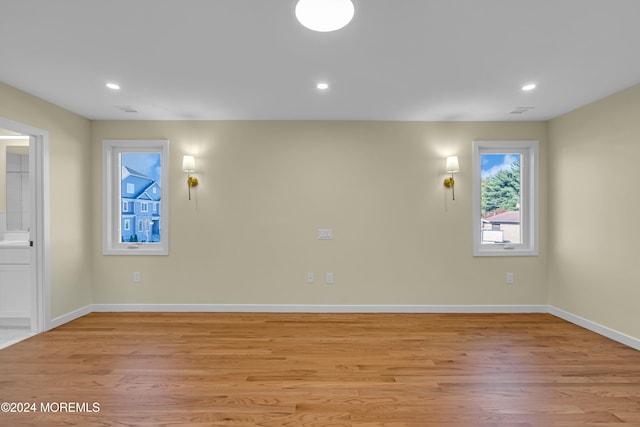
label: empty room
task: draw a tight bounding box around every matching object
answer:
[1,1,639,425]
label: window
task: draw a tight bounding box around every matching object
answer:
[103,139,169,255]
[472,140,538,256]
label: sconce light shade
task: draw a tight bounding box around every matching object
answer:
[446,156,460,173]
[182,155,196,172]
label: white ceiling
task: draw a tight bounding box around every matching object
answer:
[1,0,639,121]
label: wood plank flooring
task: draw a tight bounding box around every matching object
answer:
[0,312,639,426]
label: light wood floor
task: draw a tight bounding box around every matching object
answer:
[0,313,639,426]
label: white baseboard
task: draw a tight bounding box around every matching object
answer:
[548,306,640,351]
[91,303,549,313]
[45,304,638,351]
[48,304,92,330]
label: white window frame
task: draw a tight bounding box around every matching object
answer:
[103,139,169,255]
[472,140,539,257]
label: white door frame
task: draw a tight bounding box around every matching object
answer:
[0,117,50,333]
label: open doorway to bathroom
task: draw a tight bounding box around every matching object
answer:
[0,129,32,348]
[0,118,49,350]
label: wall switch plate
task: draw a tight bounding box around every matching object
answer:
[326,272,334,284]
[318,228,333,240]
[133,272,141,283]
[506,272,514,284]
[307,272,314,284]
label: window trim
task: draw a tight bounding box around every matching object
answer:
[103,139,169,255]
[472,140,539,257]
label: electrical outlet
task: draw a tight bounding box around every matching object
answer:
[506,272,514,284]
[133,272,141,283]
[307,272,314,284]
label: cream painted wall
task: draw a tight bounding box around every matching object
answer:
[91,120,548,306]
[0,83,93,318]
[548,83,640,339]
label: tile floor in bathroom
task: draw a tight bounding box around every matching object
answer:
[0,327,33,350]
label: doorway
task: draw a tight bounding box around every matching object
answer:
[0,117,49,348]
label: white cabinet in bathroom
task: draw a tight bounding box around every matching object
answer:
[0,247,31,323]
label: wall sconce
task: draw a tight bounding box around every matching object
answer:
[443,155,459,200]
[182,155,198,200]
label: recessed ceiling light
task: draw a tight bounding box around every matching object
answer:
[522,83,536,91]
[295,0,355,32]
[317,82,329,90]
[106,82,120,90]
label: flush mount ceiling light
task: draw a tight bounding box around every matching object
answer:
[317,82,329,90]
[106,82,120,90]
[522,83,537,91]
[295,0,355,32]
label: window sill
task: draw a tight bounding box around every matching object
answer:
[474,246,538,257]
